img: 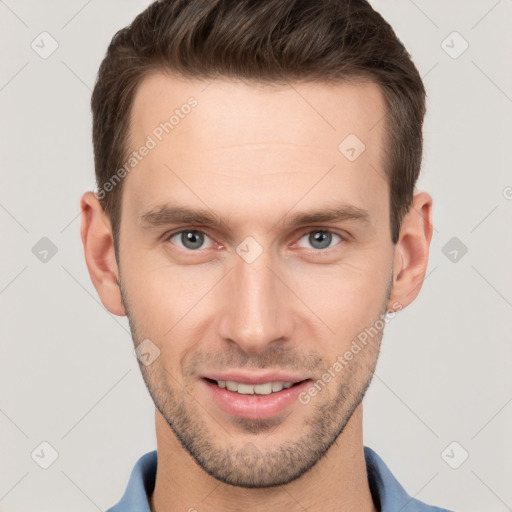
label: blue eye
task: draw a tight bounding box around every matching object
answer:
[297,230,342,250]
[166,229,343,253]
[168,230,214,250]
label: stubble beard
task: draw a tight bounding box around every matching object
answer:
[120,277,390,488]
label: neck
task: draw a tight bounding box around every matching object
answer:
[149,405,377,512]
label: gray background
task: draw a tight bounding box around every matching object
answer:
[1,1,511,510]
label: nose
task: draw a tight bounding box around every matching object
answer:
[217,250,294,355]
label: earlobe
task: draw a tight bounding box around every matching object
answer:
[80,191,126,316]
[387,191,433,311]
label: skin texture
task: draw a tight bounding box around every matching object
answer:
[81,72,433,512]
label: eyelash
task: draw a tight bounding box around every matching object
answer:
[163,228,346,252]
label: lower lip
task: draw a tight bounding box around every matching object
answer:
[202,379,311,420]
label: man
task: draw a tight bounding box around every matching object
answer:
[80,0,451,510]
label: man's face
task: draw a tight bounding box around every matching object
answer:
[117,73,395,487]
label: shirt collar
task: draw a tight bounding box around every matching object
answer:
[107,446,450,512]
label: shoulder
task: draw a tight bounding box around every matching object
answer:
[364,446,453,512]
[106,450,157,512]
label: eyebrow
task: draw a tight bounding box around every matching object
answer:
[284,204,370,227]
[138,202,370,231]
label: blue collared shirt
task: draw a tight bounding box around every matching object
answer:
[107,446,452,511]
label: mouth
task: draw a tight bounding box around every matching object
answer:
[203,377,304,395]
[201,377,312,420]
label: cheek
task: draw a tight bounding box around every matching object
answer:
[122,257,224,341]
[286,251,392,338]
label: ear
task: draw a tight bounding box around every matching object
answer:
[387,191,433,311]
[80,191,126,316]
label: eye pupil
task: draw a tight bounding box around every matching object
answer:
[309,231,331,250]
[182,230,204,250]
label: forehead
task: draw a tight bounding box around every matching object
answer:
[123,71,388,225]
[129,71,386,153]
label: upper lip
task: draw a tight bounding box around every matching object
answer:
[202,371,310,385]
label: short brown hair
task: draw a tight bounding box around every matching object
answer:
[91,0,426,245]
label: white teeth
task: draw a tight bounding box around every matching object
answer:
[237,383,255,395]
[254,383,272,395]
[271,382,283,392]
[226,381,238,392]
[216,380,296,395]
